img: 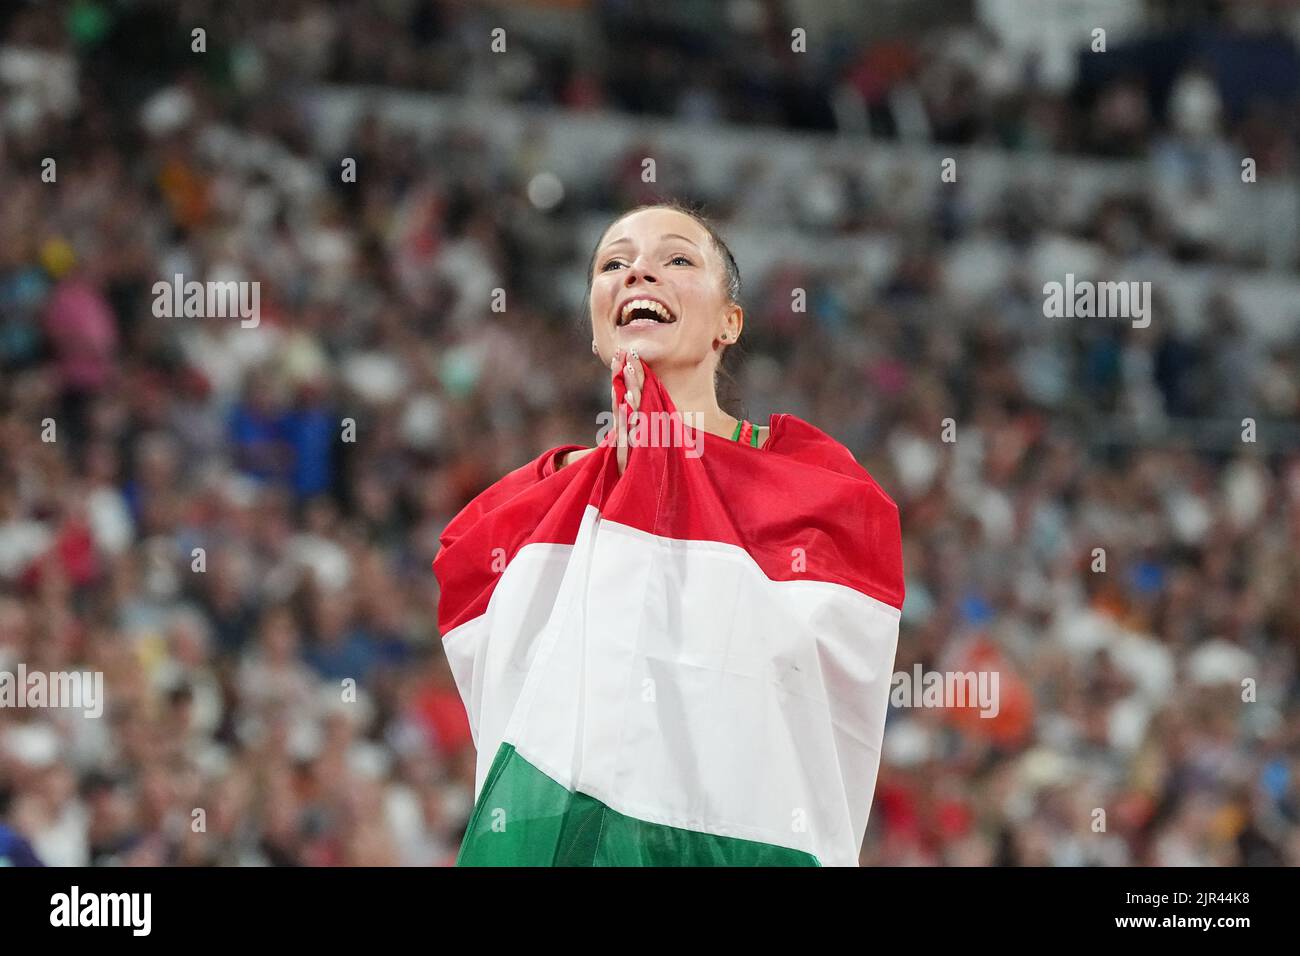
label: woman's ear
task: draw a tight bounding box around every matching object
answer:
[724,302,744,343]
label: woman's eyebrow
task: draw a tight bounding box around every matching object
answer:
[661,233,701,249]
[600,233,702,252]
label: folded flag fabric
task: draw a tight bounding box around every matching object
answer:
[433,360,904,866]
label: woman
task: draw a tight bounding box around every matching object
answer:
[434,203,904,866]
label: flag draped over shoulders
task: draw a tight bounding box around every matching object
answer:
[433,361,903,866]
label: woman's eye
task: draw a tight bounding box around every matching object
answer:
[669,255,693,266]
[600,259,625,272]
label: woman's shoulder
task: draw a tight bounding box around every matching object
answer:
[766,414,897,504]
[542,444,592,476]
[440,443,584,546]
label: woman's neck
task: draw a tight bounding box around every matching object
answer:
[654,365,739,439]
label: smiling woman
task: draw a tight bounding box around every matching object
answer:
[433,202,905,867]
[562,202,759,472]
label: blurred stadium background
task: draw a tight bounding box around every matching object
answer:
[1,0,1299,866]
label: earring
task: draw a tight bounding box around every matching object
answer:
[592,341,599,355]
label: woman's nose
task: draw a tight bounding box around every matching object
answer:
[624,262,658,285]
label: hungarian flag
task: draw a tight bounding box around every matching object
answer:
[433,360,904,866]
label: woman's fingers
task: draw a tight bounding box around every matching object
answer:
[609,347,644,408]
[610,348,628,473]
[624,349,642,410]
[615,399,629,473]
[607,347,646,475]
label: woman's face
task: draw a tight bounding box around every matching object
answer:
[589,207,738,371]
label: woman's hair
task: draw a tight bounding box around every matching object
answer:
[583,200,747,414]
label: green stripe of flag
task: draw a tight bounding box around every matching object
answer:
[457,743,820,867]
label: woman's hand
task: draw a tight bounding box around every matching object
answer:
[611,347,644,474]
[555,348,644,473]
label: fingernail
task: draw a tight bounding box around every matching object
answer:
[629,348,638,360]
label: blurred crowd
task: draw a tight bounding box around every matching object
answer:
[1,1,1298,866]
[4,0,1299,164]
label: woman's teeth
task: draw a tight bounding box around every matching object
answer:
[619,299,674,327]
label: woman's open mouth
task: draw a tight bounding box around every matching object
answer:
[617,298,677,329]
